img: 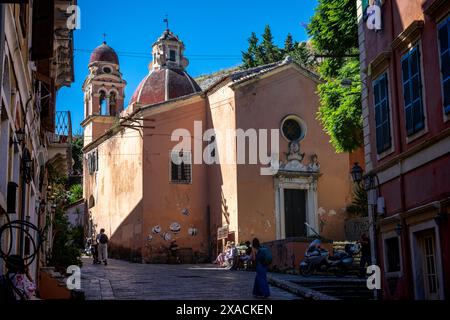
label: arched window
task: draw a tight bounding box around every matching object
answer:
[88,195,95,209]
[109,91,117,116]
[99,90,107,115]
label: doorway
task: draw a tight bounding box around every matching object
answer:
[284,189,306,237]
[410,222,444,300]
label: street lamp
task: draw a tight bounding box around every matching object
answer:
[350,162,364,184]
[23,149,33,184]
[350,162,380,300]
[11,128,25,146]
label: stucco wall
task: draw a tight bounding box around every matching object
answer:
[206,85,239,246]
[233,67,353,242]
[84,126,143,253]
[141,98,209,262]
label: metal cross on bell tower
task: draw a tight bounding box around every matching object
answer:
[163,15,169,30]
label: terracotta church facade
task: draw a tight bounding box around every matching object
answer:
[82,29,361,263]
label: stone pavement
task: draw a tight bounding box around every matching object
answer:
[80,258,300,300]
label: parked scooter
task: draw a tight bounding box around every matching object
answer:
[299,240,361,277]
[299,223,361,277]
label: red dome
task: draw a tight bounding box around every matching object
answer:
[89,42,119,65]
[130,68,201,106]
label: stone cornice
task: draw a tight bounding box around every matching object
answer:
[423,0,450,22]
[368,50,392,79]
[391,20,424,52]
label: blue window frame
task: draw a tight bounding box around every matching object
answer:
[401,46,425,136]
[373,73,391,154]
[438,16,450,114]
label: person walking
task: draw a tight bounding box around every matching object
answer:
[251,238,270,299]
[359,232,371,277]
[96,228,109,265]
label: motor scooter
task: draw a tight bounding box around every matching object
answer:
[299,223,360,276]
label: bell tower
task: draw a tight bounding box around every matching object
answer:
[150,29,190,72]
[82,42,126,145]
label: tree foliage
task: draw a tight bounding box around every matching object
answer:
[308,0,363,152]
[308,0,359,78]
[71,136,84,175]
[242,25,316,69]
[68,184,83,204]
[317,60,363,152]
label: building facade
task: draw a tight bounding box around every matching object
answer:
[0,0,75,291]
[83,29,361,264]
[357,0,450,299]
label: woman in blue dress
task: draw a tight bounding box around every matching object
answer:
[252,238,270,298]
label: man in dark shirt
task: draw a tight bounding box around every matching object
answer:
[359,233,371,277]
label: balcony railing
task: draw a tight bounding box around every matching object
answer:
[47,111,72,144]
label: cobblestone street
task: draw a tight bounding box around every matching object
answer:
[80,258,300,300]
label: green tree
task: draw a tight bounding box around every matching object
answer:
[242,32,262,68]
[308,0,358,78]
[242,27,316,69]
[284,33,295,53]
[317,60,363,152]
[71,136,84,175]
[308,0,362,152]
[260,25,283,64]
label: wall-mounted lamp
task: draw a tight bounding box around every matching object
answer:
[23,149,33,184]
[11,128,25,146]
[350,162,364,184]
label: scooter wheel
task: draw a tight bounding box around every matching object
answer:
[299,263,314,277]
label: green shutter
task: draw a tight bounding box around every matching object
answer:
[362,0,369,19]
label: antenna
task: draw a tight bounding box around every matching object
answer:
[102,33,107,43]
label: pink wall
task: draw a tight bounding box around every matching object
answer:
[141,98,209,262]
[233,67,353,242]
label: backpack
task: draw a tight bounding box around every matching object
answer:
[259,246,273,266]
[99,234,108,244]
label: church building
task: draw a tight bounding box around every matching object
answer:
[82,29,361,263]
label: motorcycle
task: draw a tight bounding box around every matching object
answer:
[299,241,361,277]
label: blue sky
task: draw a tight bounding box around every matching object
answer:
[57,0,318,133]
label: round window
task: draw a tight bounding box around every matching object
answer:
[103,66,112,74]
[281,116,306,142]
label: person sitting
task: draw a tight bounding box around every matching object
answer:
[239,241,253,270]
[225,242,239,270]
[214,243,231,267]
[0,255,37,300]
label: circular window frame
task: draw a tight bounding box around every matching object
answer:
[102,66,113,74]
[280,115,307,142]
